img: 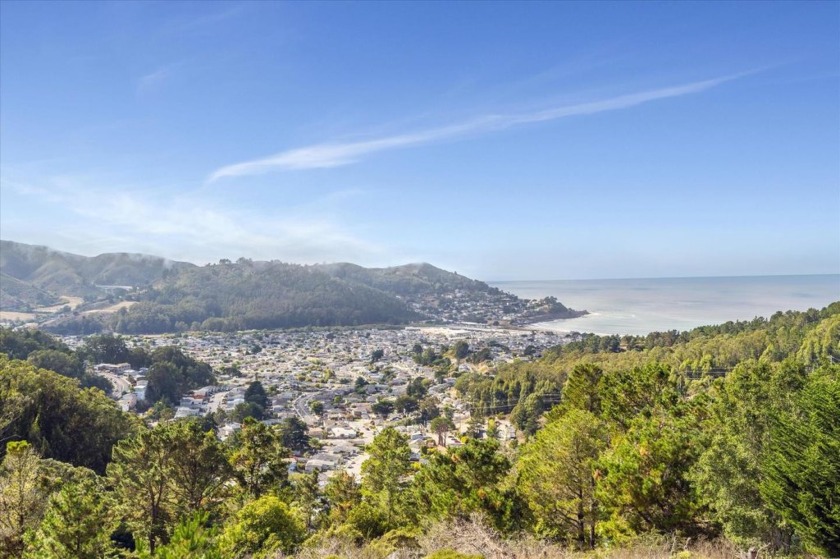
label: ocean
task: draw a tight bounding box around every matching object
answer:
[491,274,840,336]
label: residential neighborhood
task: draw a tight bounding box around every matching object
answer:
[71,324,564,484]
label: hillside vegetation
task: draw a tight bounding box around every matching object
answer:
[0,240,193,308]
[2,241,584,334]
[0,304,837,558]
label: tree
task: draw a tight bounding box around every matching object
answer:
[219,495,305,558]
[165,419,232,519]
[78,334,130,364]
[244,381,268,416]
[394,395,418,415]
[107,427,174,554]
[559,364,604,416]
[371,399,394,419]
[278,417,311,454]
[0,327,71,360]
[323,471,361,527]
[26,349,84,379]
[413,438,515,531]
[596,407,703,539]
[453,341,470,360]
[361,427,412,528]
[232,402,263,422]
[418,397,440,425]
[406,377,428,399]
[229,418,289,499]
[24,471,117,559]
[0,442,49,558]
[0,356,136,474]
[516,409,608,547]
[370,349,385,363]
[145,362,182,406]
[139,512,221,559]
[290,469,322,530]
[354,376,369,394]
[309,400,325,417]
[143,347,214,406]
[690,361,795,549]
[599,365,682,431]
[760,366,840,556]
[430,416,455,447]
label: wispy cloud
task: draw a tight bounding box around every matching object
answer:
[137,67,172,95]
[209,73,743,182]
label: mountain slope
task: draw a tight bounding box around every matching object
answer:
[315,262,497,297]
[1,240,585,334]
[0,240,195,307]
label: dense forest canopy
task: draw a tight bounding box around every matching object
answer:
[0,303,837,558]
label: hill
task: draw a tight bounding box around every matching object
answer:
[315,261,495,296]
[0,241,585,334]
[0,240,194,306]
[0,272,59,310]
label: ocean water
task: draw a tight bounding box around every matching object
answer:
[491,275,840,336]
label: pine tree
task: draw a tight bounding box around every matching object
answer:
[760,366,840,556]
[361,427,412,528]
[107,428,173,554]
[0,441,49,558]
[229,417,289,499]
[24,473,117,559]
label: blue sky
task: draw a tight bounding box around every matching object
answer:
[1,1,838,280]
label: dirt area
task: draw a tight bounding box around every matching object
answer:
[82,301,137,315]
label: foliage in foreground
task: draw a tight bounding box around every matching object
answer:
[0,305,837,558]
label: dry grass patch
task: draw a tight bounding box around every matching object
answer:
[0,311,37,322]
[83,301,137,314]
[34,295,84,313]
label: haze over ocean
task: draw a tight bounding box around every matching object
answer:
[493,274,840,336]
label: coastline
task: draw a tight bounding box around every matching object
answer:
[494,275,840,336]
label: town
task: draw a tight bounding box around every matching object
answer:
[71,324,568,485]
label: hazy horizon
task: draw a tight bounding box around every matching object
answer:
[1,2,838,281]
[4,236,840,285]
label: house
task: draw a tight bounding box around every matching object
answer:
[174,407,200,419]
[218,422,241,440]
[330,426,357,439]
[95,363,131,375]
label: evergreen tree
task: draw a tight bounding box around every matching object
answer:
[0,441,49,558]
[597,406,703,539]
[278,417,311,453]
[760,366,840,556]
[24,472,117,559]
[323,471,361,527]
[413,438,515,531]
[516,409,607,547]
[229,418,289,499]
[361,427,412,528]
[165,419,233,519]
[107,427,174,554]
[219,495,305,558]
[139,512,221,559]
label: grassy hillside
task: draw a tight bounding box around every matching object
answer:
[0,240,194,308]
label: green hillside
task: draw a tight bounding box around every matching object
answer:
[0,240,194,307]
